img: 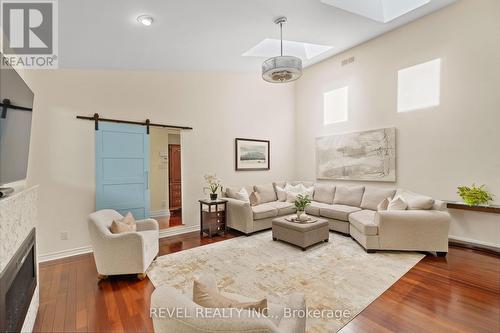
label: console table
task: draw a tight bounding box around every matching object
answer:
[199,199,228,237]
[446,201,500,214]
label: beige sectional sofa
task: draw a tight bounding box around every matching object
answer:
[223,181,451,256]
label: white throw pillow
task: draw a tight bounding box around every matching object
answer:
[233,188,250,203]
[387,196,408,211]
[301,184,314,198]
[275,186,287,202]
[284,183,303,194]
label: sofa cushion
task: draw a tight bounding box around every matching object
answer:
[395,189,435,210]
[267,201,296,216]
[305,201,331,216]
[349,210,378,236]
[313,184,336,204]
[360,187,396,211]
[254,184,277,203]
[377,198,390,211]
[333,186,365,207]
[252,203,278,220]
[320,204,361,221]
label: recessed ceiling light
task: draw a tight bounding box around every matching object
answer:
[137,15,153,26]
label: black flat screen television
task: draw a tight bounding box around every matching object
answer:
[0,54,34,186]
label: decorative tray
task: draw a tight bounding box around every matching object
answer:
[285,216,318,224]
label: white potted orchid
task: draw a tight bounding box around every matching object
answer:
[204,174,222,201]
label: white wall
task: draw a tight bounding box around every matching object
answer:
[294,0,500,247]
[21,70,295,257]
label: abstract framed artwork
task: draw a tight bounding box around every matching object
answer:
[235,138,270,171]
[316,127,396,182]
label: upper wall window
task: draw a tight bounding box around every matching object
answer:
[324,86,348,125]
[397,58,441,113]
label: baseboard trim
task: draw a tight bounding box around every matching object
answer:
[449,236,500,255]
[38,245,93,263]
[159,225,200,238]
[150,210,170,217]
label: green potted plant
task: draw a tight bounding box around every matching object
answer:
[294,194,312,221]
[204,174,222,201]
[457,183,494,206]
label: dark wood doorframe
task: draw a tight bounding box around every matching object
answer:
[168,144,182,211]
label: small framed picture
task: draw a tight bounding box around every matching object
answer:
[235,138,270,171]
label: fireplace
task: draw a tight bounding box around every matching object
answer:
[0,228,37,333]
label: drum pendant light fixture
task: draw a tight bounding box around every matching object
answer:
[262,17,303,83]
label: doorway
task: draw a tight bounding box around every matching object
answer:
[149,129,183,230]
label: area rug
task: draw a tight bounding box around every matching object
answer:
[148,231,424,333]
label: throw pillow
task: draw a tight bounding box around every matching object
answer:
[275,186,287,202]
[395,189,435,210]
[284,183,303,194]
[110,212,137,234]
[193,280,267,314]
[387,196,408,211]
[301,185,314,198]
[377,198,390,211]
[249,192,261,206]
[234,187,250,202]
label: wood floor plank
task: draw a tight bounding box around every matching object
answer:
[32,220,499,333]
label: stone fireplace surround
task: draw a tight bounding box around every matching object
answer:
[0,186,39,332]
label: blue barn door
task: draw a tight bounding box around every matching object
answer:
[95,123,150,219]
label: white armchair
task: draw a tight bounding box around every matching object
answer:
[88,209,159,280]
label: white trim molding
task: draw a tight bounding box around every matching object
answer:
[150,210,171,218]
[159,225,200,238]
[38,245,93,263]
[38,226,200,263]
[449,235,500,249]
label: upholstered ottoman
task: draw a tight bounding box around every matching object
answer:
[272,216,329,250]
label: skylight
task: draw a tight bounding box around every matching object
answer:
[320,0,431,23]
[324,87,349,125]
[242,39,333,60]
[397,58,441,113]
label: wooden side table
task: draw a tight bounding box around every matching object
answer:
[199,199,228,237]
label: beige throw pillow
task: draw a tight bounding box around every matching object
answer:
[377,198,390,211]
[387,196,408,211]
[110,212,137,234]
[249,192,261,206]
[193,280,267,314]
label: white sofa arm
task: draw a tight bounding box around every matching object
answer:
[136,218,159,231]
[225,197,254,234]
[376,210,451,252]
[151,285,281,333]
[276,293,306,333]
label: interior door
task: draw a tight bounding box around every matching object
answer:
[95,123,150,219]
[168,144,182,210]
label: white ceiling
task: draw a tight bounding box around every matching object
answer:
[59,0,456,71]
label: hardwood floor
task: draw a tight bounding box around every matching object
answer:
[33,230,499,333]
